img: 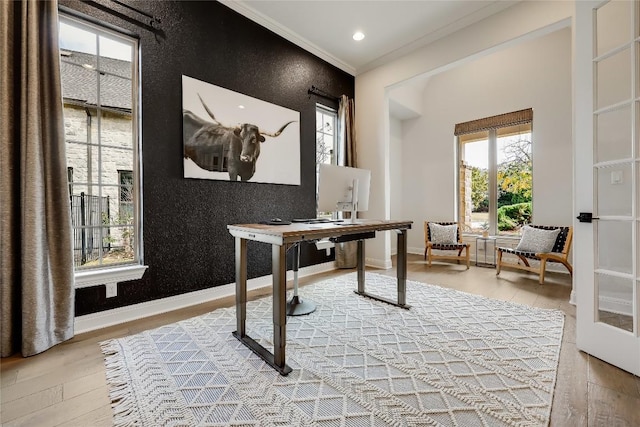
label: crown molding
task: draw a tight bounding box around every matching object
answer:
[219,0,356,76]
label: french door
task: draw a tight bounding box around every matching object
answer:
[575,0,640,375]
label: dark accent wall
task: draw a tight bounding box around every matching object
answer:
[59,1,354,316]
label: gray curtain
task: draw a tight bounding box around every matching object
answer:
[1,0,75,357]
[335,95,358,268]
[338,95,357,169]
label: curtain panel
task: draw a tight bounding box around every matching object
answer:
[335,95,358,269]
[338,95,357,168]
[1,0,75,357]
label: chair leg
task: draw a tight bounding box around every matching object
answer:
[539,259,547,285]
[427,247,432,267]
[465,245,470,269]
[496,250,502,275]
[424,247,427,260]
[517,255,530,267]
[561,259,573,276]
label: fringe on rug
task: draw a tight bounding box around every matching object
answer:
[101,339,141,427]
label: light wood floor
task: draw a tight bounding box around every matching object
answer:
[1,254,639,426]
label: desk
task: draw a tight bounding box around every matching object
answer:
[227,219,413,375]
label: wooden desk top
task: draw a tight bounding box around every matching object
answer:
[227,219,412,245]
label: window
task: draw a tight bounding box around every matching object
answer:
[59,14,143,278]
[316,104,338,216]
[457,110,533,236]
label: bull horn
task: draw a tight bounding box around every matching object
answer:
[197,94,222,125]
[260,120,296,138]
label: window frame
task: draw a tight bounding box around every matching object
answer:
[457,121,533,237]
[59,12,146,288]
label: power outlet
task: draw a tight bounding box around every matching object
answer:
[105,282,118,298]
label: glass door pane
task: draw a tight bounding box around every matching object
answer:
[596,162,633,216]
[596,105,632,163]
[596,0,631,55]
[598,220,633,274]
[596,48,631,110]
[596,273,634,332]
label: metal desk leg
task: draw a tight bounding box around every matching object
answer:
[272,244,291,374]
[232,239,291,376]
[353,232,410,309]
[357,240,365,293]
[396,229,408,307]
[234,237,247,337]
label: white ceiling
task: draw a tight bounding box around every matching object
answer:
[222,0,519,75]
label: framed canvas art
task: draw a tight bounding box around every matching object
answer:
[182,75,300,185]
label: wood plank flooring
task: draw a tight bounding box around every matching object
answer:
[1,254,639,426]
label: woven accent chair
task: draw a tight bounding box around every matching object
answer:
[424,221,470,269]
[496,225,573,284]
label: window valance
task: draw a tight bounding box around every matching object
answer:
[454,108,533,136]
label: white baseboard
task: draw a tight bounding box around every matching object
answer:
[408,247,423,256]
[569,290,576,306]
[74,261,336,334]
[365,257,392,269]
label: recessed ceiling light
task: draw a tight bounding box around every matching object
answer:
[353,32,365,41]
[238,105,245,109]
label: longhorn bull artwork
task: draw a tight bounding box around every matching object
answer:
[182,75,300,184]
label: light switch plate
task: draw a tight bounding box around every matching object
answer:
[611,170,623,185]
[105,282,118,298]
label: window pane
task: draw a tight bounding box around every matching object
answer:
[59,22,97,67]
[460,138,488,233]
[99,35,132,75]
[99,109,133,150]
[497,131,532,235]
[99,73,132,114]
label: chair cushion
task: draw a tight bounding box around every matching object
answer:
[429,223,458,245]
[515,225,560,253]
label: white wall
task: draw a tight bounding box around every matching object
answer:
[356,0,574,267]
[401,27,572,252]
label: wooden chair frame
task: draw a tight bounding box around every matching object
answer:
[496,225,573,284]
[424,221,470,269]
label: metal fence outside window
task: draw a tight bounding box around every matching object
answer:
[70,192,110,267]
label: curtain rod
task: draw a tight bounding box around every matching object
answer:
[308,86,341,101]
[110,0,159,23]
[82,0,163,35]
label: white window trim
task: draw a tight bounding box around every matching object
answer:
[75,265,148,289]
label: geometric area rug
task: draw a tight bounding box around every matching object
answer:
[101,272,564,426]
